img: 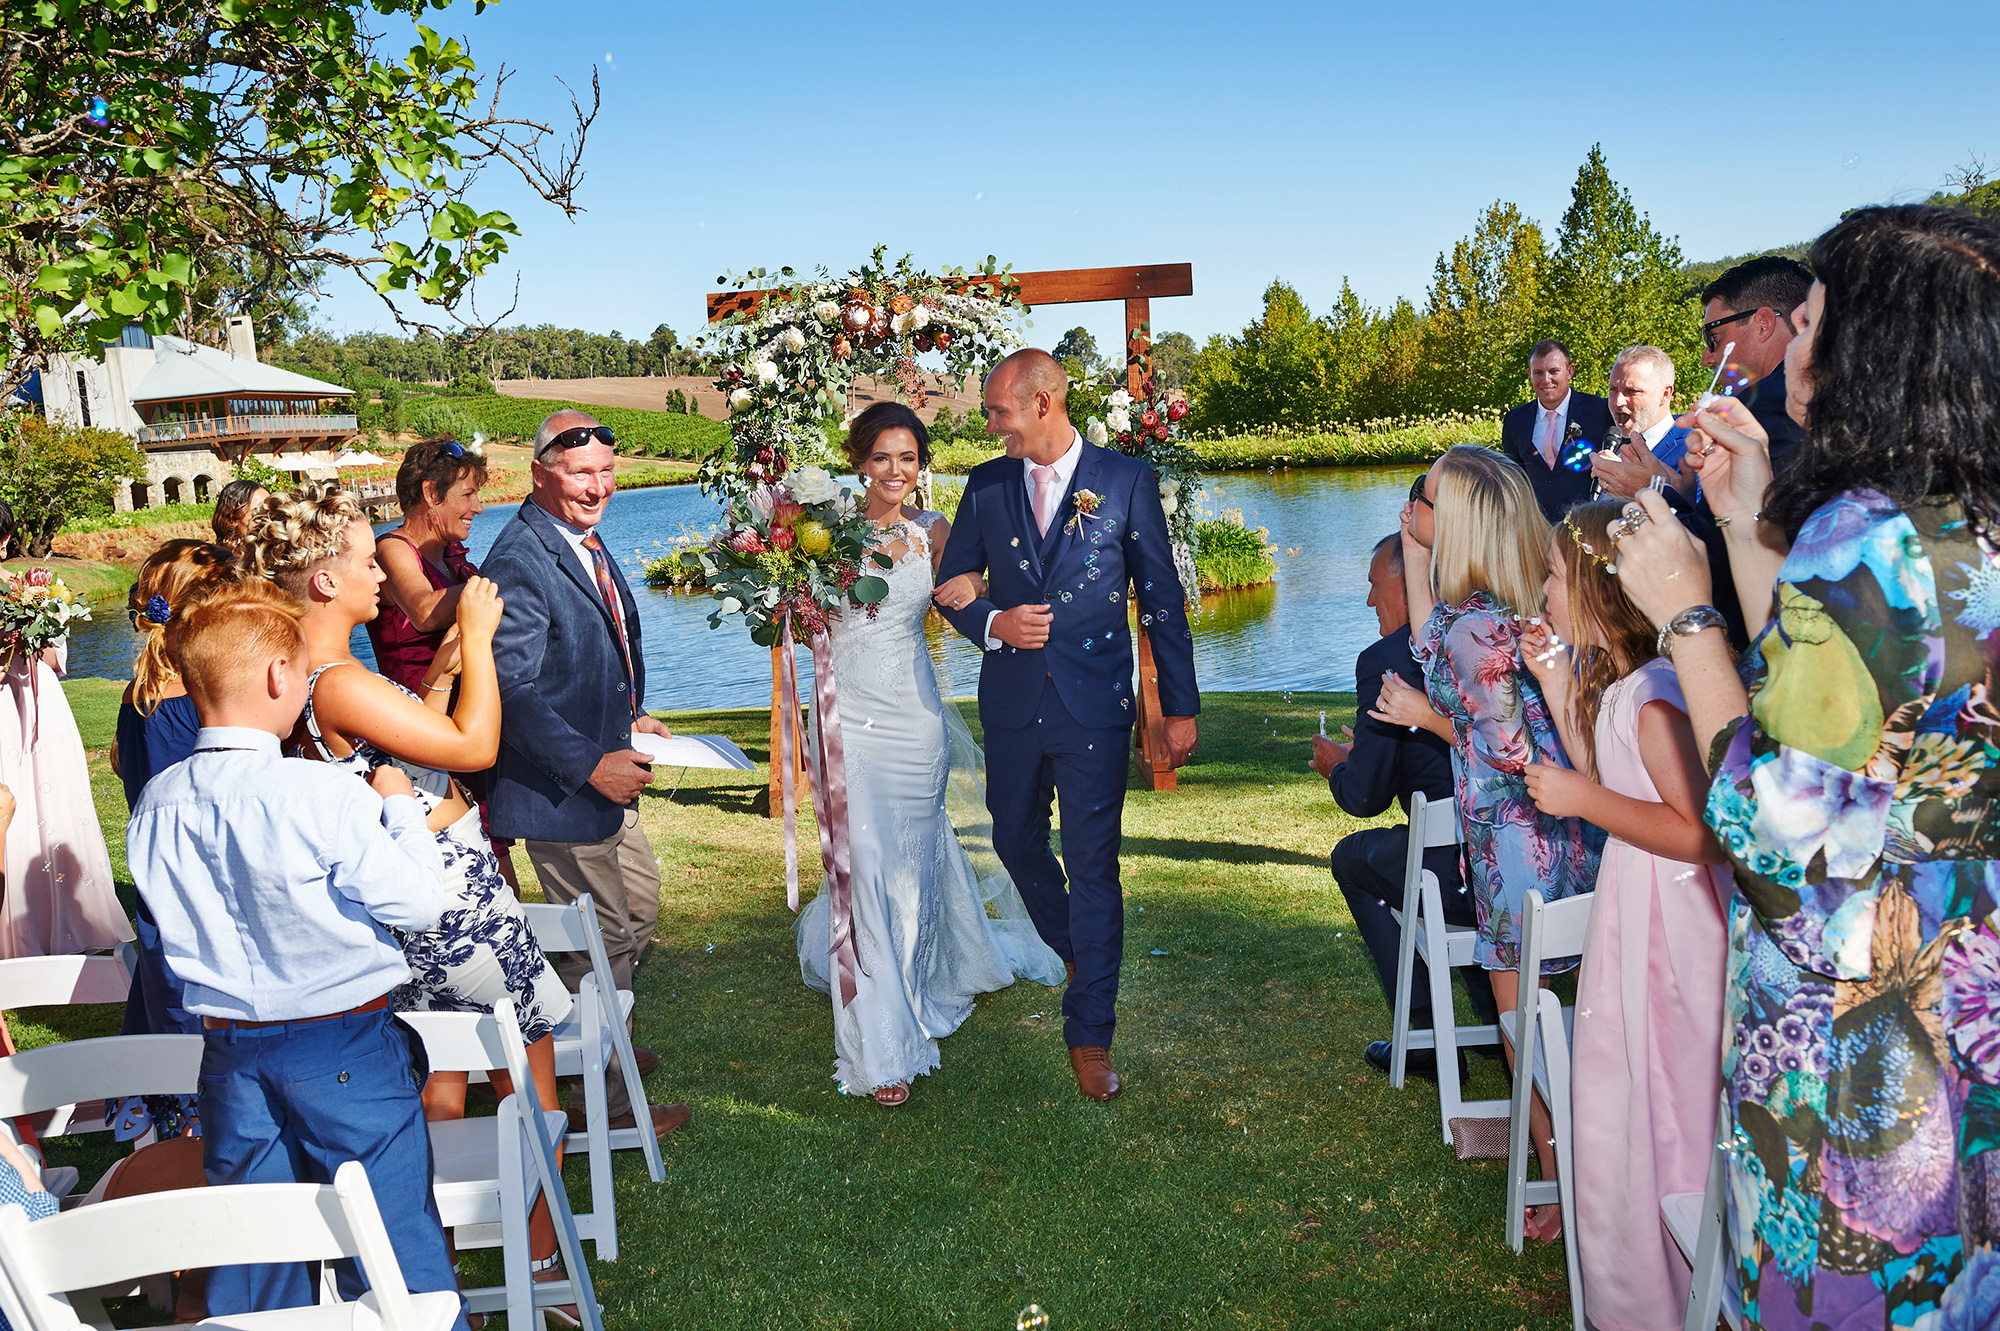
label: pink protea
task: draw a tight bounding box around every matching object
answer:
[24,568,51,588]
[727,529,765,555]
[769,525,796,552]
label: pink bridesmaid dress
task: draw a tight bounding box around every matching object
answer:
[1569,658,1729,1331]
[0,644,131,957]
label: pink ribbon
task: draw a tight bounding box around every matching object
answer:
[777,620,802,913]
[776,617,861,1007]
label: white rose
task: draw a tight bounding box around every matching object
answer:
[728,387,754,413]
[813,300,841,324]
[909,304,931,330]
[784,465,842,506]
[891,310,911,335]
[1159,477,1175,497]
[754,359,779,385]
[1107,388,1133,410]
[1086,418,1108,446]
[1161,494,1178,517]
[1106,408,1131,435]
[780,327,806,354]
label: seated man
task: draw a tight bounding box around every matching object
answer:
[1311,534,1497,1080]
[126,578,466,1329]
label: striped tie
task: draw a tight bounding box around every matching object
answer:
[582,532,637,716]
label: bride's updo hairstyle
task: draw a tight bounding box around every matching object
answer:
[242,480,369,600]
[843,402,931,473]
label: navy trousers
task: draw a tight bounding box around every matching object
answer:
[1332,827,1498,1029]
[985,677,1131,1050]
[199,1007,467,1329]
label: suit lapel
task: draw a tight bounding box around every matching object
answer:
[525,503,623,641]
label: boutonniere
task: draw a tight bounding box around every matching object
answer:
[1063,489,1102,534]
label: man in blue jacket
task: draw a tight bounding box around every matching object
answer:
[933,349,1199,1101]
[484,410,686,1138]
[1311,534,1496,1080]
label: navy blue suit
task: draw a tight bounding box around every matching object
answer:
[1501,392,1614,522]
[483,500,646,844]
[936,438,1199,1049]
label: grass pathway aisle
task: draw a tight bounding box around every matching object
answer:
[64,683,1569,1329]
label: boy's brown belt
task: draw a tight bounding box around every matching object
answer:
[201,993,392,1031]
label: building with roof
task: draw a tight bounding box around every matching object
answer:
[40,317,360,510]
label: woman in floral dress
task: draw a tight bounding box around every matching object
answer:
[1615,204,2000,1328]
[1401,444,1602,1236]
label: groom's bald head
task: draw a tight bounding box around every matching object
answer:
[982,348,1077,463]
[987,348,1068,408]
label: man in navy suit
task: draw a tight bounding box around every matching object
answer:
[1588,345,1694,500]
[933,349,1199,1101]
[1499,339,1614,522]
[1311,536,1496,1080]
[485,410,686,1138]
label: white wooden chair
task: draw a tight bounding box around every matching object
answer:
[0,1032,202,1200]
[1386,792,1504,1143]
[1664,1090,1740,1331]
[0,950,138,1142]
[520,895,666,1261]
[397,997,603,1331]
[0,1159,460,1330]
[1499,888,1590,1328]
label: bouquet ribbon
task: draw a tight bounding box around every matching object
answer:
[776,617,860,1007]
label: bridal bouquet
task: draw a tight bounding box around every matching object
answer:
[0,567,91,654]
[688,465,892,646]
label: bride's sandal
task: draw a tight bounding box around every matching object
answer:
[530,1254,582,1328]
[873,1083,910,1107]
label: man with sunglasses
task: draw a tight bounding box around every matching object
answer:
[483,409,687,1140]
[1499,338,1615,522]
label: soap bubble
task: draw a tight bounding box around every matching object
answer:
[1017,1307,1049,1331]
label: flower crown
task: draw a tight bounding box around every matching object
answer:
[1561,514,1618,575]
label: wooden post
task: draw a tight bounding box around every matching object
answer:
[767,641,809,817]
[1124,296,1151,398]
[1121,291,1176,790]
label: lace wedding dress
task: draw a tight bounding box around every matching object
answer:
[796,512,1065,1095]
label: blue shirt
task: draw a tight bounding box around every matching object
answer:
[126,727,447,1022]
[115,694,201,811]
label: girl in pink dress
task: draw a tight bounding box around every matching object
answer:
[1518,499,1731,1331]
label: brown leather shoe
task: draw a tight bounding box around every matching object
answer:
[568,1101,690,1137]
[630,1045,660,1078]
[1064,961,1076,987]
[1069,1047,1121,1101]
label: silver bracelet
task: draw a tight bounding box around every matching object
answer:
[425,679,453,693]
[1656,605,1726,657]
[1713,510,1763,529]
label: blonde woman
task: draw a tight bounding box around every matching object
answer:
[244,483,579,1319]
[1399,445,1601,1240]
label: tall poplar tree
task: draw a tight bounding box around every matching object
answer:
[1421,202,1546,413]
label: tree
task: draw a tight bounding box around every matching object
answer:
[0,417,147,556]
[1,1,600,395]
[1148,331,1198,391]
[1421,202,1547,413]
[1186,281,1341,433]
[1539,146,1702,393]
[1052,326,1100,374]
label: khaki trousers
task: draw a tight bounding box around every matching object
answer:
[525,807,662,1117]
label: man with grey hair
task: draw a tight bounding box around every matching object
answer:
[483,408,687,1140]
[1590,345,1693,499]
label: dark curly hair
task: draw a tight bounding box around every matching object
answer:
[210,478,268,547]
[1769,205,2000,536]
[395,435,489,512]
[842,402,930,473]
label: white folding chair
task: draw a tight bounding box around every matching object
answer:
[0,1158,460,1330]
[0,950,138,1141]
[0,1033,202,1201]
[398,998,604,1331]
[520,895,665,1261]
[1386,792,1504,1143]
[1500,888,1590,1328]
[1664,1090,1740,1331]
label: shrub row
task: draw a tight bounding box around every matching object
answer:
[440,395,730,460]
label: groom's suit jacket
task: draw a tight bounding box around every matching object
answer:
[936,439,1200,731]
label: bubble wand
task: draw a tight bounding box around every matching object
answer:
[1696,341,1737,408]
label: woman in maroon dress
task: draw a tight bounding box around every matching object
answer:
[369,435,487,692]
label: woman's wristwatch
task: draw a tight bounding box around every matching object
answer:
[1656,605,1726,657]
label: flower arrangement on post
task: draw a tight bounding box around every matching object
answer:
[685,465,892,646]
[0,567,92,656]
[1085,327,1203,602]
[698,246,1029,501]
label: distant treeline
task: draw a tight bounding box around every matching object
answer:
[267,323,718,386]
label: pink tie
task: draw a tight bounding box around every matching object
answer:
[1539,408,1561,467]
[1031,463,1059,537]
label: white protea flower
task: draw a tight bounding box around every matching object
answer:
[780,326,806,354]
[728,387,754,413]
[813,300,842,324]
[754,359,779,385]
[1086,418,1109,446]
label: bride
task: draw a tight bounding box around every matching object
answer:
[796,402,1064,1105]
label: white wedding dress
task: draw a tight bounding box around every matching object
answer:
[795,511,1064,1095]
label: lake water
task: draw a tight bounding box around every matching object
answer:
[61,464,1426,705]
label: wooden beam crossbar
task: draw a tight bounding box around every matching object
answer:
[706,263,1192,323]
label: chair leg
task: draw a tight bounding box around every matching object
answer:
[583,1014,619,1264]
[1423,906,1463,1144]
[1685,1094,1731,1331]
[500,1099,545,1331]
[1543,1000,1585,1331]
[1389,911,1419,1091]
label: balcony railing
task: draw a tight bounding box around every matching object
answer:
[136,414,359,446]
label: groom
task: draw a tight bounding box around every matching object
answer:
[934,348,1200,1100]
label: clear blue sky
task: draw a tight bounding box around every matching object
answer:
[315,0,2000,357]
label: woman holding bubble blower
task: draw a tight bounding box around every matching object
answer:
[1611,204,2000,1328]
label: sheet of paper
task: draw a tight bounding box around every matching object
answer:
[630,732,755,771]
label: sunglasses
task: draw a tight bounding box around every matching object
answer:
[1701,308,1757,352]
[534,424,616,459]
[1408,474,1432,508]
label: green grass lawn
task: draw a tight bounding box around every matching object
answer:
[53,680,1568,1328]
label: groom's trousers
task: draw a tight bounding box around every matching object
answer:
[985,677,1131,1050]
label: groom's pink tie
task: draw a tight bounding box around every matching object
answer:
[1031,463,1059,537]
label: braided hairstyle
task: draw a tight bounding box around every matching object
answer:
[241,480,367,600]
